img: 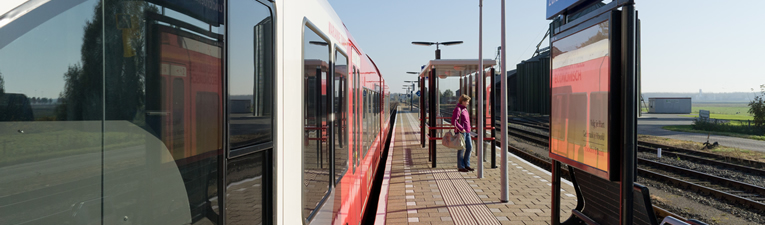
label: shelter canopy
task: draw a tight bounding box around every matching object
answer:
[418,59,496,78]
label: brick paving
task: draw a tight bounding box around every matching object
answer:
[382,109,578,225]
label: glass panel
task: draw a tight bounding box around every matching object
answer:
[303,25,330,221]
[0,1,103,223]
[226,150,269,225]
[226,1,273,224]
[229,0,274,151]
[352,67,358,173]
[103,1,224,224]
[362,89,367,156]
[334,52,348,181]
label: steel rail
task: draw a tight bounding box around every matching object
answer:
[639,141,765,169]
[638,166,765,212]
[637,146,765,177]
[638,158,765,203]
[500,119,765,213]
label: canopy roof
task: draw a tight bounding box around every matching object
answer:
[417,59,496,78]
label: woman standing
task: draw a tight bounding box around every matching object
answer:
[452,94,473,172]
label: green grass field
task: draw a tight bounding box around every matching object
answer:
[680,102,755,124]
[690,103,751,117]
[661,102,765,140]
[663,125,765,141]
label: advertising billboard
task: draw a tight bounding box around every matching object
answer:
[550,19,612,179]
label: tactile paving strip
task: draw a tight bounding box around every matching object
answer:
[433,170,476,225]
[447,170,501,225]
[433,169,502,225]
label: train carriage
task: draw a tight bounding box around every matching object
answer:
[0,0,391,225]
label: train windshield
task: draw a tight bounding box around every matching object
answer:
[0,0,249,224]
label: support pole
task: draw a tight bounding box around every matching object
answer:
[477,0,484,178]
[490,68,497,168]
[499,0,509,203]
[461,74,465,98]
[551,160,561,225]
[421,77,426,149]
[430,68,437,168]
[621,4,637,225]
[410,86,413,112]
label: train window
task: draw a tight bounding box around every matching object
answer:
[303,23,331,222]
[334,51,348,182]
[228,0,275,153]
[0,1,105,224]
[362,89,366,157]
[352,67,359,172]
[227,1,274,224]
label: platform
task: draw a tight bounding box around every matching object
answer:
[376,109,578,225]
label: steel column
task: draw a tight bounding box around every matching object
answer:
[551,160,561,225]
[477,0,484,178]
[499,0,509,203]
[461,75,465,98]
[467,73,472,126]
[490,68,496,168]
[429,68,437,168]
[315,68,323,168]
[436,74,441,138]
[421,77,426,149]
[328,64,335,183]
[621,4,637,225]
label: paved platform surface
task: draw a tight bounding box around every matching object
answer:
[638,114,765,152]
[379,109,577,225]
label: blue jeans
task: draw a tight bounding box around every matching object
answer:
[457,132,472,169]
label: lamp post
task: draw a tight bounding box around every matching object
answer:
[402,87,411,108]
[412,41,463,59]
[403,84,412,111]
[500,0,509,203]
[405,73,419,112]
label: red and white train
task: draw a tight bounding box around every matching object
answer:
[0,0,391,225]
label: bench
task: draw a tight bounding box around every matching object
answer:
[562,166,707,225]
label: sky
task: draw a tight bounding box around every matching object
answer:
[328,0,765,94]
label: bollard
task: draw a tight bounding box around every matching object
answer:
[657,148,662,158]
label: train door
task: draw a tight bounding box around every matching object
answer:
[225,1,275,224]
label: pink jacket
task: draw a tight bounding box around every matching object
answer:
[451,103,470,133]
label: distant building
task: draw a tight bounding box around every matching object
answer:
[648,97,692,114]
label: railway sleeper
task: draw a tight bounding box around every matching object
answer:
[640,169,765,212]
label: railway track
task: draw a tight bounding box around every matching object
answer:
[498,119,765,213]
[426,111,689,220]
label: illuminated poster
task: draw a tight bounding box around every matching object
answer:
[550,20,610,175]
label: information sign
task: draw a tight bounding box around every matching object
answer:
[550,18,613,179]
[546,0,587,19]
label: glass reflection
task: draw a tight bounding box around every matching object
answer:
[0,1,103,224]
[229,0,274,151]
[104,1,224,224]
[332,51,348,217]
[1,0,226,224]
[302,25,331,221]
[334,52,348,181]
[226,151,268,225]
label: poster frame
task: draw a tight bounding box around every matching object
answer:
[549,9,622,181]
